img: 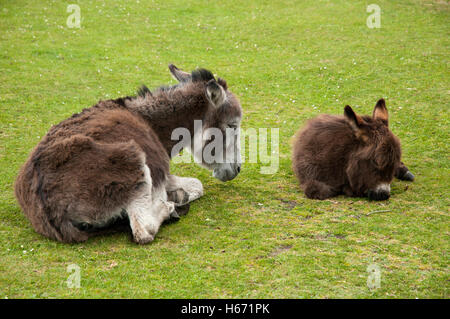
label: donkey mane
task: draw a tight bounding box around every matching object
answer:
[191,68,215,83]
[110,68,215,115]
[134,68,215,98]
[112,68,226,156]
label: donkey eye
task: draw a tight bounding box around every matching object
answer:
[227,124,237,129]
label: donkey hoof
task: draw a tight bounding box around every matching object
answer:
[402,171,415,181]
[169,210,181,221]
[167,189,190,206]
[176,203,190,216]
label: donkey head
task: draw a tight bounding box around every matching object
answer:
[169,64,242,182]
[344,99,402,200]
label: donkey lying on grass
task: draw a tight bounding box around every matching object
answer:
[15,65,242,244]
[292,99,414,200]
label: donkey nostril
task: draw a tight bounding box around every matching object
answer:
[237,165,241,173]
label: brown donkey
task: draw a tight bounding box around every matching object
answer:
[15,65,242,244]
[292,99,414,200]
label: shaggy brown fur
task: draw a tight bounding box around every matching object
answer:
[292,99,413,200]
[15,65,242,243]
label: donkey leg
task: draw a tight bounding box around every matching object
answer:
[166,175,203,208]
[127,165,175,244]
[302,180,338,200]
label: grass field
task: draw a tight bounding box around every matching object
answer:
[0,0,448,298]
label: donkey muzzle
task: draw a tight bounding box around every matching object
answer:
[213,163,241,182]
[368,183,391,201]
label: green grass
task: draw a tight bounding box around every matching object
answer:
[0,0,449,298]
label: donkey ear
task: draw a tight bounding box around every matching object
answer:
[168,64,191,82]
[373,98,389,125]
[344,105,365,131]
[206,79,226,107]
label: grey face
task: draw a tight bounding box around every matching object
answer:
[211,120,242,182]
[200,82,242,182]
[168,64,243,182]
[189,121,242,182]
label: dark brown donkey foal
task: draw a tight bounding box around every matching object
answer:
[292,99,414,200]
